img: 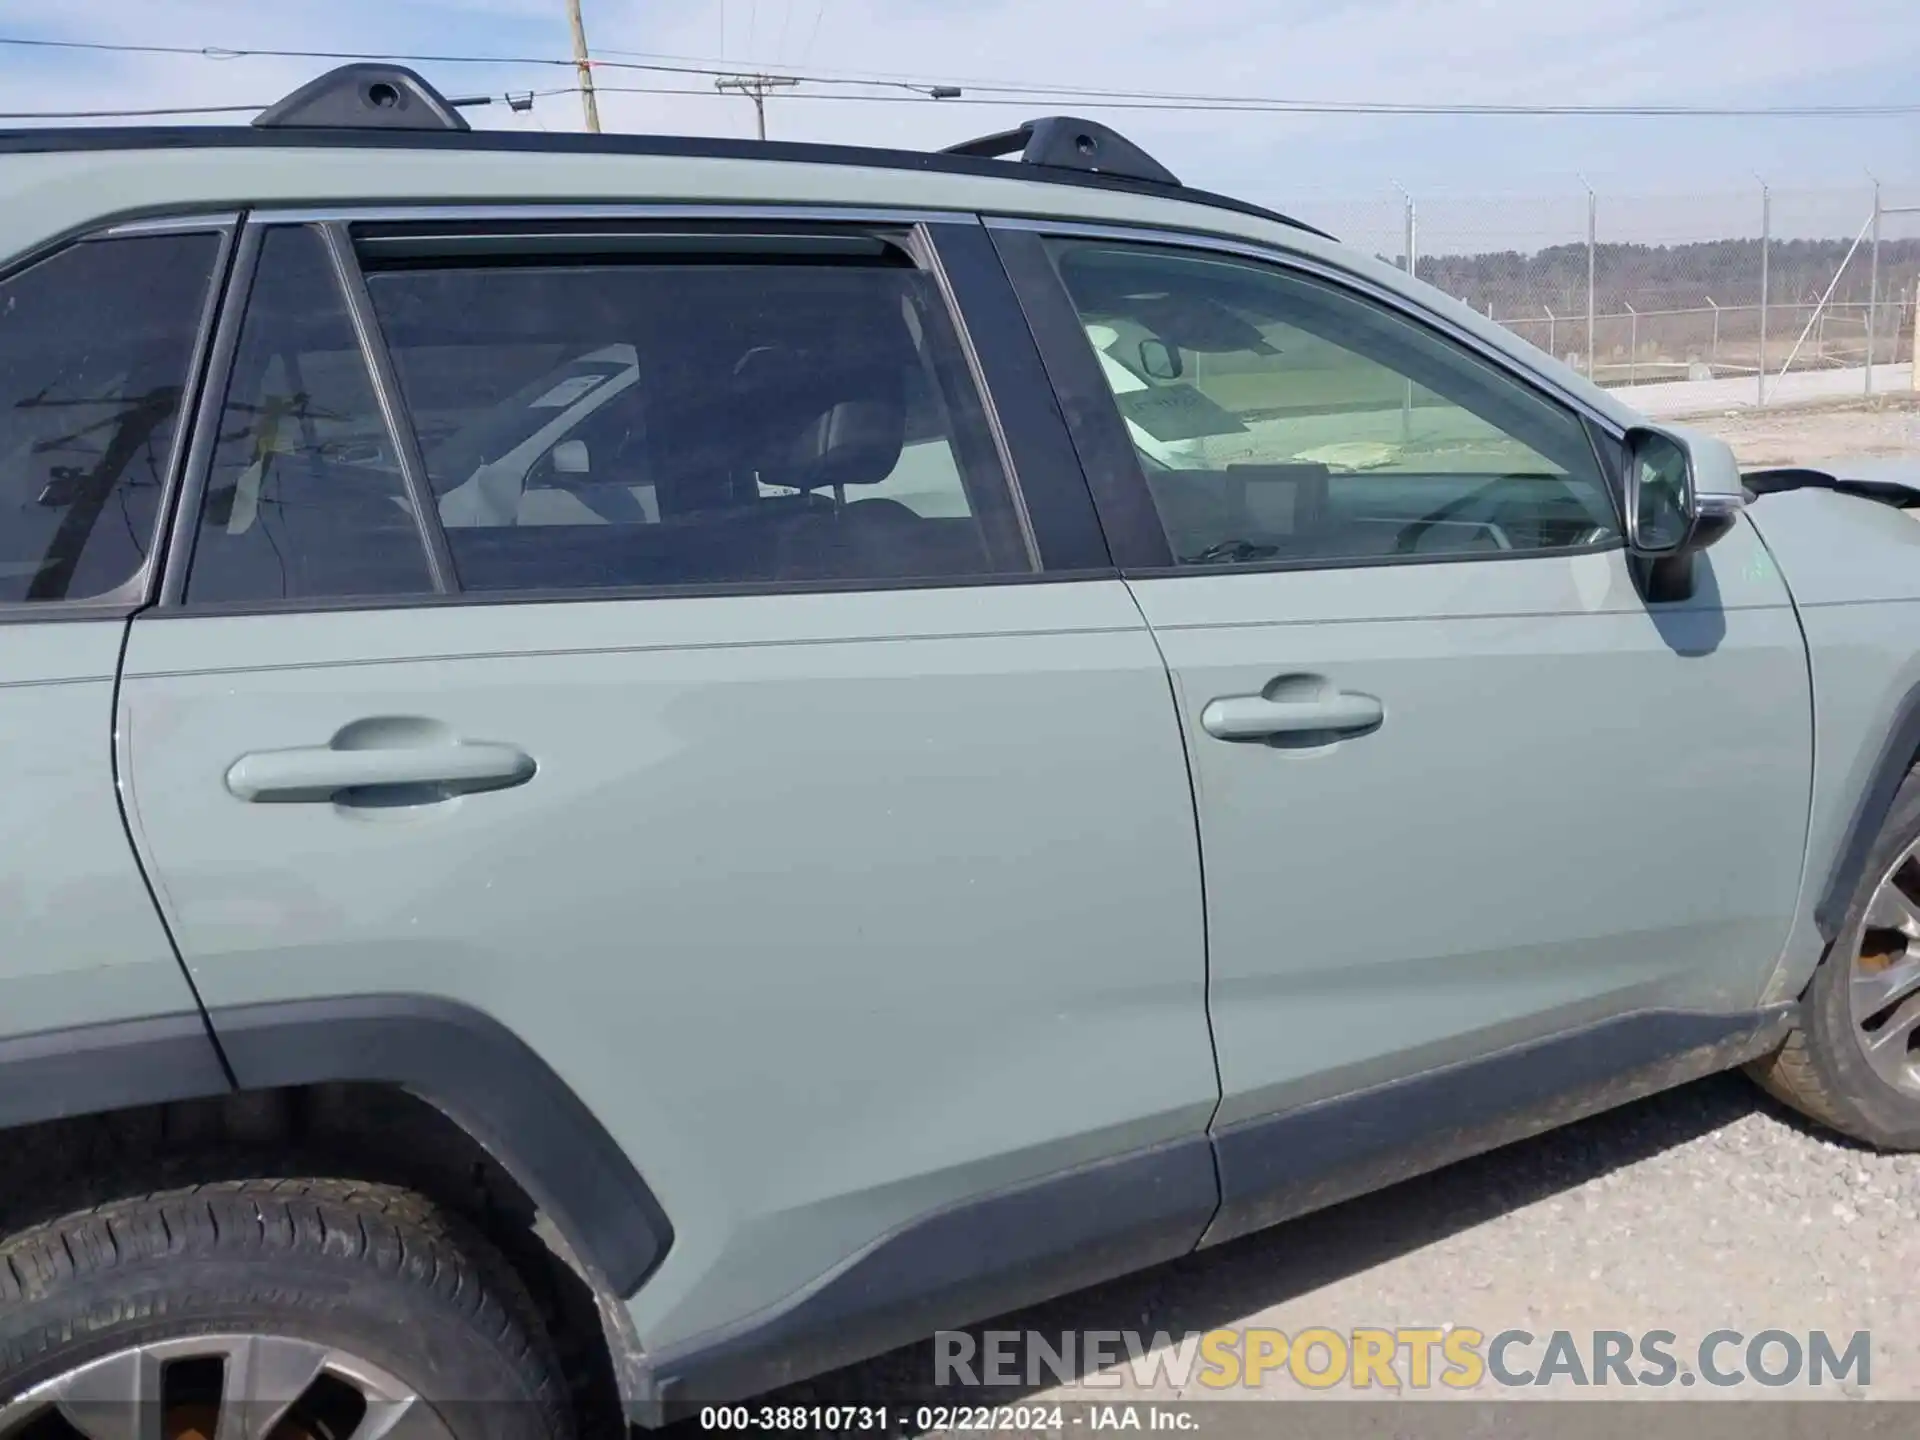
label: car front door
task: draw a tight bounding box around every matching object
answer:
[997,223,1813,1241]
[116,212,1220,1360]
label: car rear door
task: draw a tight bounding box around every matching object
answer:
[994,221,1813,1241]
[116,210,1219,1357]
[0,221,231,1095]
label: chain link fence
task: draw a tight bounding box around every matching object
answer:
[1288,181,1920,408]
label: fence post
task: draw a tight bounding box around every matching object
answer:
[1403,190,1417,279]
[1707,297,1720,370]
[1585,183,1597,378]
[1545,306,1556,359]
[1625,303,1638,385]
[1400,188,1416,439]
[1758,180,1771,406]
[1912,281,1920,393]
[1867,179,1881,395]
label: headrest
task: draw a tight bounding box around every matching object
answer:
[732,335,909,493]
[765,394,905,492]
[744,366,907,492]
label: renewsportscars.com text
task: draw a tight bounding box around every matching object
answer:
[935,1326,1873,1391]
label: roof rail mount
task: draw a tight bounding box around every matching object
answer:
[253,63,471,133]
[942,117,1180,188]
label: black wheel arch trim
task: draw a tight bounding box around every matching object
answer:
[1814,677,1920,940]
[208,994,674,1297]
[0,1012,231,1130]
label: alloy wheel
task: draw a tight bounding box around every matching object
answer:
[1850,848,1920,1094]
[0,1334,450,1440]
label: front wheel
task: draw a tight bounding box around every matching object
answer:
[1751,768,1920,1148]
[0,1178,571,1440]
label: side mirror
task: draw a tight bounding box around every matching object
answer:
[550,439,591,476]
[1623,427,1693,556]
[1623,425,1743,603]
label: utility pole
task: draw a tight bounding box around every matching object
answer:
[566,0,601,133]
[715,74,799,139]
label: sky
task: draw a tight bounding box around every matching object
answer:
[1,0,1916,252]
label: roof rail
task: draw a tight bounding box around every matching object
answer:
[942,117,1180,188]
[253,63,470,133]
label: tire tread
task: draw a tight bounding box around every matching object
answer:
[0,1177,568,1434]
[1749,764,1920,1150]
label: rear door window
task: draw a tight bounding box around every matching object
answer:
[362,242,1033,593]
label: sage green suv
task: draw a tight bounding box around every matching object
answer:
[2,61,1919,1440]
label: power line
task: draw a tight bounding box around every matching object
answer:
[593,87,1920,117]
[773,0,794,68]
[545,41,1920,116]
[10,84,1920,123]
[2,35,1918,118]
[798,0,828,66]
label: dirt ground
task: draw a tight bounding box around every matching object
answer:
[1682,394,1919,469]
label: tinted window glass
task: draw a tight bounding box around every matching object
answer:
[365,256,1031,593]
[0,233,218,602]
[1045,240,1620,566]
[186,226,434,604]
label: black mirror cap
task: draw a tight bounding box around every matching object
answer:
[1633,493,1744,604]
[1687,491,1743,552]
[254,64,472,132]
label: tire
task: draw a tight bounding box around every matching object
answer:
[0,1177,572,1439]
[1750,767,1920,1149]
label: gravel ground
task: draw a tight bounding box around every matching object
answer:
[1683,395,1919,470]
[762,1075,1920,1412]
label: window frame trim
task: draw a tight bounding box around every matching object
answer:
[318,221,458,593]
[0,215,238,622]
[984,214,1631,580]
[154,202,1105,614]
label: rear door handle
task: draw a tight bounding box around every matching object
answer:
[1199,689,1383,742]
[226,739,535,803]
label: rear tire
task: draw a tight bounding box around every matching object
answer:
[1750,768,1920,1149]
[0,1177,572,1439]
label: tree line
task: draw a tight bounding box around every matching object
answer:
[1400,237,1920,318]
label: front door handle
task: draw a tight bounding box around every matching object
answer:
[1200,687,1383,742]
[226,729,535,804]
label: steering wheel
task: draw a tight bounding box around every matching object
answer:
[1391,473,1537,555]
